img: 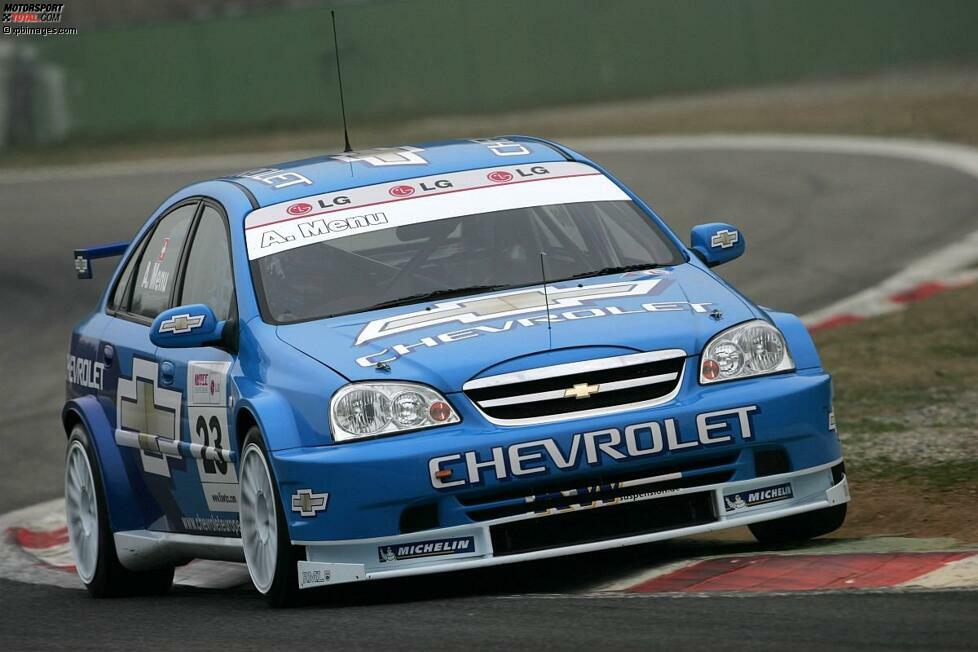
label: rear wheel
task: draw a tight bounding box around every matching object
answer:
[748,503,847,545]
[239,428,303,607]
[65,424,174,597]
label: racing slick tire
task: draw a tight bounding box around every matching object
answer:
[239,428,304,607]
[748,503,848,545]
[65,424,174,598]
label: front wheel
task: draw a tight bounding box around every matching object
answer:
[65,425,174,597]
[239,429,303,607]
[748,503,847,545]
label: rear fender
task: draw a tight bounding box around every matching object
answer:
[62,396,146,532]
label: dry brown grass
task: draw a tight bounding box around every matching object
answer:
[815,283,978,464]
[813,283,978,541]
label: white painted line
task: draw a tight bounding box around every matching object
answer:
[597,557,701,592]
[4,133,975,328]
[498,586,978,600]
[1,132,977,185]
[902,554,978,589]
[0,498,249,591]
[565,134,978,327]
[0,150,322,184]
[801,241,978,328]
[567,134,978,181]
[174,559,250,590]
[0,499,80,589]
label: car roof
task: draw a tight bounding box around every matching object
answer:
[215,136,573,208]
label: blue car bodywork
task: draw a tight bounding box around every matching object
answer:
[64,137,848,590]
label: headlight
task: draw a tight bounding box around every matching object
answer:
[700,320,794,384]
[330,382,460,442]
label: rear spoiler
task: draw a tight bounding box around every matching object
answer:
[73,241,129,279]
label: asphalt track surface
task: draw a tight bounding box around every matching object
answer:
[2,142,978,649]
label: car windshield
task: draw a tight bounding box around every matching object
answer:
[253,200,683,324]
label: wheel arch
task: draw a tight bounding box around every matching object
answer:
[61,396,146,532]
[235,406,260,453]
[234,390,309,451]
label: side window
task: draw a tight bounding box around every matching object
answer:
[181,206,234,321]
[108,239,145,312]
[130,203,197,319]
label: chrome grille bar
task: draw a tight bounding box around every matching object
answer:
[477,371,680,408]
[463,349,686,391]
[463,349,688,426]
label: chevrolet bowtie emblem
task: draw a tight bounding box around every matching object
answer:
[710,229,739,249]
[565,383,599,399]
[291,489,329,517]
[159,313,205,335]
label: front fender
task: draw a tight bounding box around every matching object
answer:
[768,310,822,371]
[62,396,145,532]
[235,387,307,451]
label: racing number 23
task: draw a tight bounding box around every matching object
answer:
[195,414,228,475]
[187,361,239,511]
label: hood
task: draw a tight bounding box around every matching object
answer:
[275,264,759,391]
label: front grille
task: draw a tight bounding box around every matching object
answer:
[459,451,738,522]
[490,491,716,556]
[463,350,686,424]
[831,461,846,485]
[399,502,440,534]
[754,448,790,477]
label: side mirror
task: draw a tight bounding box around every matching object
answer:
[150,304,225,348]
[690,223,745,268]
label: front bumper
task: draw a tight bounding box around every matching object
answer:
[269,364,847,589]
[295,460,849,588]
[273,364,842,539]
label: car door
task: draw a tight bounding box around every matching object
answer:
[157,201,241,535]
[100,200,199,532]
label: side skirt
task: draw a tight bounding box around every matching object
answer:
[113,530,244,571]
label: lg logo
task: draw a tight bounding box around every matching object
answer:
[389,185,416,197]
[487,170,514,183]
[287,202,313,216]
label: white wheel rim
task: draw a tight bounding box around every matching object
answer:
[65,440,99,584]
[239,443,278,594]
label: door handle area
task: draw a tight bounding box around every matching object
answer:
[160,361,175,386]
[102,344,114,366]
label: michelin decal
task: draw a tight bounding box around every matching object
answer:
[724,483,794,512]
[378,536,477,563]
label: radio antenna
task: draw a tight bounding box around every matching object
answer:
[331,10,353,153]
[539,252,553,350]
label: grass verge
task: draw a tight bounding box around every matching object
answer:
[813,283,978,541]
[815,282,978,475]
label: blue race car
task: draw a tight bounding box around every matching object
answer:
[64,137,848,605]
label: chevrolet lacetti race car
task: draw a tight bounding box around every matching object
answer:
[63,136,849,606]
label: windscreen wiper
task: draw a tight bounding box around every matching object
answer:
[357,284,511,313]
[556,263,663,282]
